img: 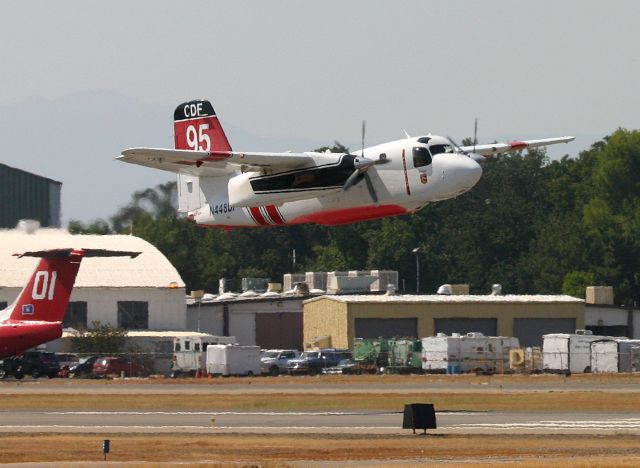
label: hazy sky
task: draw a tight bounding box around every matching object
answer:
[1,1,639,223]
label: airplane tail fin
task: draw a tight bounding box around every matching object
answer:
[173,99,232,152]
[8,249,140,323]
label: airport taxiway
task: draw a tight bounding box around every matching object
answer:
[2,409,640,435]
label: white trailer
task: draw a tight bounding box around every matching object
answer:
[206,344,261,376]
[590,340,619,373]
[172,334,237,377]
[542,330,609,374]
[421,332,520,374]
[619,340,640,372]
[591,339,640,373]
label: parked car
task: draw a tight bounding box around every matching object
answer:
[286,349,352,375]
[92,357,145,377]
[68,356,101,377]
[56,353,80,369]
[0,351,60,379]
[322,358,356,375]
[260,349,300,376]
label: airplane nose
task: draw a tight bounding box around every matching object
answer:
[455,155,482,189]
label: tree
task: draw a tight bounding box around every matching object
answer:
[70,321,128,354]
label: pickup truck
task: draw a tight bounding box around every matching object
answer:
[286,349,352,375]
[260,349,300,376]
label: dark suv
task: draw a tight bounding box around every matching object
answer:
[0,351,60,379]
[286,349,352,375]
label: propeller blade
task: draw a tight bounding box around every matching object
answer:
[342,169,361,192]
[364,172,378,204]
[473,118,478,153]
[446,136,466,154]
[361,120,366,157]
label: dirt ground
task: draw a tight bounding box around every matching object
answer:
[0,433,639,466]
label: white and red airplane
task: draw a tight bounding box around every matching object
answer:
[0,249,139,359]
[118,99,574,229]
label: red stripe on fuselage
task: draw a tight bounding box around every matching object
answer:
[265,205,286,225]
[401,148,411,195]
[249,207,269,226]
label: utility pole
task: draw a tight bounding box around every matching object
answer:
[412,247,420,294]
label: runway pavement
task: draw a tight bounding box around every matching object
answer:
[2,409,640,434]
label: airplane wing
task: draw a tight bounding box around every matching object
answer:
[460,136,575,156]
[118,148,322,176]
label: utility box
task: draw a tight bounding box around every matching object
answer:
[369,270,399,292]
[402,403,436,434]
[305,271,328,291]
[206,345,261,376]
[586,286,614,305]
[283,274,305,291]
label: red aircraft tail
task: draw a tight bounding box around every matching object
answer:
[6,249,140,323]
[173,99,232,152]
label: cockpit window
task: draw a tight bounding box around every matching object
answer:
[417,137,431,144]
[429,144,453,155]
[413,147,432,168]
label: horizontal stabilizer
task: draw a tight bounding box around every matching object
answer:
[15,249,141,259]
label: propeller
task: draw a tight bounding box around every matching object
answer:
[446,122,485,164]
[342,120,389,203]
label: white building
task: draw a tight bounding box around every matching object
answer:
[0,228,186,330]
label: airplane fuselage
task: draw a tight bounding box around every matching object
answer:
[190,137,482,227]
[0,321,62,360]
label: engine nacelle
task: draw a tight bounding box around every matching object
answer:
[228,172,341,207]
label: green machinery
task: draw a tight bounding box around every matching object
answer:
[353,337,422,374]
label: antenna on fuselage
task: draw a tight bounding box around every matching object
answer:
[473,118,478,153]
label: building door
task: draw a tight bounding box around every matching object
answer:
[255,312,302,350]
[355,318,418,339]
[513,318,576,347]
[434,318,497,336]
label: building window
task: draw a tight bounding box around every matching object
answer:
[64,301,87,329]
[117,301,149,329]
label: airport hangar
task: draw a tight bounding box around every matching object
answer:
[0,228,186,330]
[0,162,61,228]
[302,294,586,349]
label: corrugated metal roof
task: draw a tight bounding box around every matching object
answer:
[0,229,185,288]
[61,330,216,339]
[304,294,584,304]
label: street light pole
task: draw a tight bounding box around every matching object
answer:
[412,247,420,294]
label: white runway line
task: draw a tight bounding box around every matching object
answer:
[447,419,640,430]
[41,410,481,416]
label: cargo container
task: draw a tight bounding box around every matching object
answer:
[421,332,520,374]
[206,344,261,376]
[590,339,640,373]
[542,330,610,374]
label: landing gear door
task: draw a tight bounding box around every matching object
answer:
[177,173,203,212]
